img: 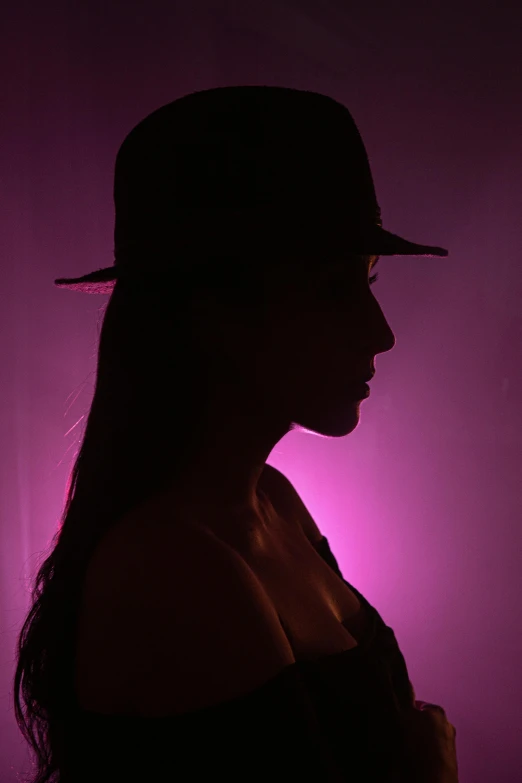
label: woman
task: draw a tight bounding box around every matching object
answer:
[14,86,458,782]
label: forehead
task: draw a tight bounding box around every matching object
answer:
[276,254,379,275]
[262,254,379,295]
[322,254,380,271]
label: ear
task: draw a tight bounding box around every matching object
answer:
[186,290,227,348]
[187,290,257,366]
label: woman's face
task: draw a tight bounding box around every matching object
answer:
[241,253,397,437]
[186,253,396,441]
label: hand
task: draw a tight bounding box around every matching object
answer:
[401,700,459,783]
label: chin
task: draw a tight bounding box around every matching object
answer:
[292,401,363,439]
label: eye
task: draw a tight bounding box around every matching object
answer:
[369,272,380,286]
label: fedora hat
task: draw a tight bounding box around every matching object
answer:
[54,85,448,294]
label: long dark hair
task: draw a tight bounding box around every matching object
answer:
[12,261,252,782]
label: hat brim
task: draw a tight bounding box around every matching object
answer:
[54,265,120,294]
[54,228,449,294]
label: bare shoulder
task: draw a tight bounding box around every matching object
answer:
[76,507,295,717]
[259,464,324,546]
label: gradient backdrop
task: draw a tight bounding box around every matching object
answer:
[2,1,521,780]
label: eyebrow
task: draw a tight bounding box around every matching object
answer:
[321,255,381,274]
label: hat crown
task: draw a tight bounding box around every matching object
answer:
[113,86,382,258]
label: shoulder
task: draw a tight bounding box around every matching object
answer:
[259,464,324,546]
[78,508,295,716]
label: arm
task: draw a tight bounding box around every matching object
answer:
[87,521,297,716]
[71,516,346,782]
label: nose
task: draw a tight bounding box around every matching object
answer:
[380,322,396,354]
[370,297,396,356]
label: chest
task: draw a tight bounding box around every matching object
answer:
[231,521,369,661]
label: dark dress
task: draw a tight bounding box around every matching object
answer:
[61,536,418,782]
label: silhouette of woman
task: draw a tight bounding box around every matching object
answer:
[14,86,453,783]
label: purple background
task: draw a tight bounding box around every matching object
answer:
[2,1,521,780]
